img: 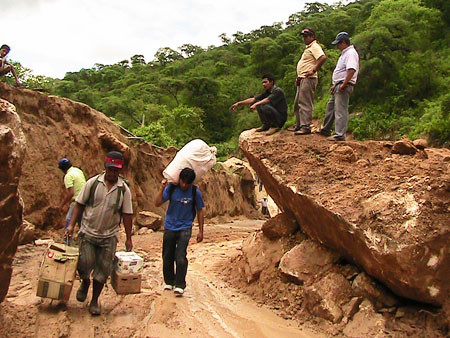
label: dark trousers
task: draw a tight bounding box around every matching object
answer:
[257,104,286,128]
[162,228,192,289]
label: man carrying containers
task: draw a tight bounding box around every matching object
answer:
[66,151,133,315]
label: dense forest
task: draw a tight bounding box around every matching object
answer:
[5,0,450,157]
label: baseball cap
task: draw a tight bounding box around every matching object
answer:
[105,151,124,169]
[58,158,72,170]
[301,28,315,36]
[332,32,349,45]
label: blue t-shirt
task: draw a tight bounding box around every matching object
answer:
[162,185,205,231]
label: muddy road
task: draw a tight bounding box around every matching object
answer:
[0,220,321,338]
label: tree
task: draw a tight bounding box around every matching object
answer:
[178,44,204,57]
[131,54,146,66]
[154,47,183,66]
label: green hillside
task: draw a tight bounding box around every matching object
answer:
[8,0,450,156]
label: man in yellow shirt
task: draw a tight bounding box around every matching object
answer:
[292,28,326,135]
[58,158,86,231]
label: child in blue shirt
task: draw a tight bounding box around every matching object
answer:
[155,168,205,296]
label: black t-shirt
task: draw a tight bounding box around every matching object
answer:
[255,86,288,119]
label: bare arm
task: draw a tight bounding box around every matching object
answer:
[339,69,356,91]
[250,97,270,111]
[305,55,327,78]
[155,179,168,207]
[123,213,133,251]
[59,187,74,209]
[230,97,257,112]
[196,208,204,243]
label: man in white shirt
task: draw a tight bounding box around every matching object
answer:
[318,32,359,141]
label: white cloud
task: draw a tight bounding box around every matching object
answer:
[1,0,332,78]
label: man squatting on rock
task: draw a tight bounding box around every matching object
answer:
[230,74,288,136]
[318,32,360,141]
[292,27,326,135]
[57,158,86,232]
[66,151,133,315]
[0,44,21,87]
[155,167,205,297]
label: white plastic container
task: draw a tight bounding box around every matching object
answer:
[163,139,217,184]
[115,251,144,274]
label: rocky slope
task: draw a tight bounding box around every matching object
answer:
[0,99,26,302]
[239,129,449,307]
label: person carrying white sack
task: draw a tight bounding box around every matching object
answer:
[163,139,217,184]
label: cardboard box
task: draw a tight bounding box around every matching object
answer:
[37,242,79,300]
[36,280,72,301]
[111,270,141,294]
[115,251,143,274]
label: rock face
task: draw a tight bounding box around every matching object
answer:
[0,83,257,230]
[0,99,26,302]
[239,129,449,306]
[261,212,298,240]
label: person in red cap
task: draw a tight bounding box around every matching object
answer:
[66,151,133,315]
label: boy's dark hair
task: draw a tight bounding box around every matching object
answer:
[342,37,351,45]
[179,167,196,185]
[262,73,275,84]
[1,45,10,52]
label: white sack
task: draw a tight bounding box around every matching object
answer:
[163,139,217,184]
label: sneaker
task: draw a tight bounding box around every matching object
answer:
[174,287,184,297]
[76,279,90,302]
[89,301,101,315]
[164,284,174,291]
[255,126,270,132]
[294,128,311,135]
[287,126,301,132]
[327,135,345,141]
[265,127,281,136]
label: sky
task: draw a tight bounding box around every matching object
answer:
[2,0,333,79]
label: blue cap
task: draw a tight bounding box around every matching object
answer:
[332,32,349,45]
[58,158,71,170]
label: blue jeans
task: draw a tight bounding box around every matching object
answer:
[162,228,192,289]
[64,202,82,229]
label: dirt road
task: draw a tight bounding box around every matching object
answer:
[0,220,321,338]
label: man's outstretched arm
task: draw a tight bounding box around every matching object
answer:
[230,97,256,112]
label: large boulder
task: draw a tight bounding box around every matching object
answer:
[135,211,163,230]
[240,129,449,306]
[279,239,339,284]
[303,272,353,323]
[261,212,299,240]
[0,99,26,302]
[241,232,285,283]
